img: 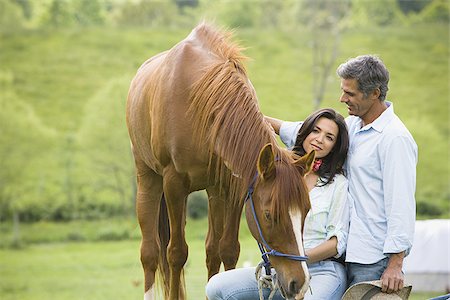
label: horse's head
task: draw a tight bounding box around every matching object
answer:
[245,143,314,300]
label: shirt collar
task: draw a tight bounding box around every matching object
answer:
[359,101,394,133]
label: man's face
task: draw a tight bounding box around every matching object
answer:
[339,78,375,118]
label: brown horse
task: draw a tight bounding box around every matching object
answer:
[126,22,313,300]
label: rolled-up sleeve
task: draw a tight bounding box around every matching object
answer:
[279,121,303,149]
[382,136,417,256]
[325,176,350,258]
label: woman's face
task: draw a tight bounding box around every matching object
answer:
[302,117,339,159]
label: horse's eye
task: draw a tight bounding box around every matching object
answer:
[264,210,272,222]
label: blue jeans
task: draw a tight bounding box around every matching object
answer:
[428,294,450,300]
[206,260,347,300]
[346,257,389,288]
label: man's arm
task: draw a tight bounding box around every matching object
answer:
[381,134,417,292]
[264,116,283,134]
[264,116,303,149]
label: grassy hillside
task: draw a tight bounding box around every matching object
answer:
[0,22,448,220]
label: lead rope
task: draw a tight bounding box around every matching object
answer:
[255,261,280,300]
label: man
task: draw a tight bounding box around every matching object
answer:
[337,55,417,293]
[266,54,417,294]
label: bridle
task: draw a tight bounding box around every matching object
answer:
[244,173,308,276]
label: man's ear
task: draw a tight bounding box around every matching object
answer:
[295,150,315,175]
[257,143,276,180]
[372,87,381,101]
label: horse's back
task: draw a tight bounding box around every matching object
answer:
[127,50,167,172]
[126,26,219,184]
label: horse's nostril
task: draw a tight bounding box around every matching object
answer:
[289,279,300,295]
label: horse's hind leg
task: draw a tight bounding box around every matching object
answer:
[134,158,163,300]
[205,185,224,279]
[162,165,189,300]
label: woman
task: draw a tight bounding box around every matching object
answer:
[206,108,350,300]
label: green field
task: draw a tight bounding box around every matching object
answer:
[0,217,261,300]
[0,218,446,299]
[1,4,449,300]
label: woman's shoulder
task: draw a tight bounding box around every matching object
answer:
[330,173,348,186]
[317,173,347,190]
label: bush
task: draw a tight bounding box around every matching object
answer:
[0,0,26,32]
[419,0,449,22]
[67,231,86,242]
[187,191,208,219]
[417,201,442,217]
[95,227,130,241]
[115,1,177,27]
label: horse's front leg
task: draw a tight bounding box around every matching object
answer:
[205,185,225,279]
[163,165,189,300]
[220,201,244,270]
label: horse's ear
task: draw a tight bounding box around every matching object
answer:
[295,150,315,175]
[258,143,276,180]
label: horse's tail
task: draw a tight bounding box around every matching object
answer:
[156,194,186,299]
[156,194,170,298]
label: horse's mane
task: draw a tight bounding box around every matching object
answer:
[188,23,309,221]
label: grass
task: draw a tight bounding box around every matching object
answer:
[0,218,447,299]
[0,241,142,300]
[0,217,258,300]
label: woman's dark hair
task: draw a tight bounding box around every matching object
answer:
[293,108,349,186]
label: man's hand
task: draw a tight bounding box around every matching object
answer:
[264,116,282,134]
[380,252,405,293]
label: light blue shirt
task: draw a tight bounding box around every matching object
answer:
[279,102,418,264]
[344,102,417,263]
[280,121,303,150]
[280,121,350,258]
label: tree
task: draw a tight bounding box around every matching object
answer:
[62,134,76,220]
[298,0,351,109]
[349,0,403,26]
[419,0,450,22]
[44,0,73,28]
[11,0,32,20]
[76,77,135,218]
[116,0,178,27]
[0,72,56,241]
[397,0,433,14]
[0,0,26,31]
[73,0,104,26]
[259,0,284,28]
[213,0,259,28]
[173,0,198,12]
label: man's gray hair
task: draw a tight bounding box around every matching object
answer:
[336,55,389,101]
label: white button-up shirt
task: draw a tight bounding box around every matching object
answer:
[345,102,417,263]
[280,121,349,258]
[279,101,417,264]
[304,174,349,257]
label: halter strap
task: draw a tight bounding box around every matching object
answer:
[245,173,308,271]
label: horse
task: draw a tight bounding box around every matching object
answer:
[126,22,314,300]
